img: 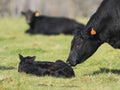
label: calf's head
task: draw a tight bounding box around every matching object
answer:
[21,10,40,24]
[18,54,36,72]
[67,28,103,66]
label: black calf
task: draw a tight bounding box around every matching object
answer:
[18,54,75,78]
[21,10,84,35]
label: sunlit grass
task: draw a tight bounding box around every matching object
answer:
[0,18,120,90]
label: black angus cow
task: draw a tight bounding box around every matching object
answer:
[18,54,75,78]
[67,0,120,66]
[21,10,84,35]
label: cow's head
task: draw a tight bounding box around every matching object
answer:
[67,27,103,66]
[21,10,40,24]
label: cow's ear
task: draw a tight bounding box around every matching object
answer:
[89,27,97,35]
[35,11,40,17]
[28,9,32,12]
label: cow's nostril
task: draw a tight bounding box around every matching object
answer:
[66,60,77,67]
[66,61,71,66]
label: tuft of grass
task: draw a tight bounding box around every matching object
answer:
[0,17,120,90]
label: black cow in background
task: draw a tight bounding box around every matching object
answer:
[21,10,84,35]
[18,54,75,78]
[67,0,120,66]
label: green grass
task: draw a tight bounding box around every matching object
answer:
[0,18,120,90]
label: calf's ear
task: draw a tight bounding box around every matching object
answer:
[29,56,36,62]
[19,54,24,61]
[21,11,25,15]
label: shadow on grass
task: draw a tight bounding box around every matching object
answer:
[38,83,79,88]
[92,68,120,75]
[0,66,16,70]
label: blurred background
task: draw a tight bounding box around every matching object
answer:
[0,0,102,18]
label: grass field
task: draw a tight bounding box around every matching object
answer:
[0,18,120,90]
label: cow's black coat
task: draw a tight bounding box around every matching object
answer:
[67,0,120,66]
[22,10,84,35]
[18,54,75,78]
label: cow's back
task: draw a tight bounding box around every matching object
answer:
[33,16,81,34]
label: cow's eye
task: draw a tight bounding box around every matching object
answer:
[75,42,81,48]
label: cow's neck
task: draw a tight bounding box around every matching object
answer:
[106,31,120,49]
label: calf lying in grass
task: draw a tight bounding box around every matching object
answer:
[18,54,75,78]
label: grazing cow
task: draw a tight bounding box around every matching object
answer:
[67,0,120,66]
[18,54,75,78]
[21,10,84,35]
